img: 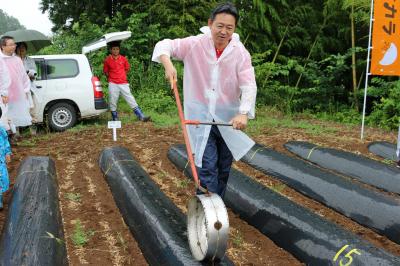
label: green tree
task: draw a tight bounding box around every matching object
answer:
[40,0,112,30]
[325,0,370,110]
[0,9,25,34]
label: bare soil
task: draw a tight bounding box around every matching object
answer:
[0,116,399,265]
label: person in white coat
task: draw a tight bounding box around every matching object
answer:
[16,42,36,110]
[16,42,38,134]
[152,2,257,197]
[0,58,15,133]
[0,36,32,131]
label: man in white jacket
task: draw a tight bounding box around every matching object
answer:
[152,3,257,198]
[0,36,32,131]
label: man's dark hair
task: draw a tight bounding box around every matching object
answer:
[210,2,239,25]
[0,36,14,47]
[108,41,121,49]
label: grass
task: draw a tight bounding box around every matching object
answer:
[15,127,57,147]
[16,139,37,147]
[382,158,395,165]
[231,229,244,248]
[146,111,179,128]
[68,118,105,132]
[175,178,190,189]
[154,170,167,181]
[67,104,178,132]
[117,99,178,128]
[33,133,51,141]
[269,183,286,194]
[246,107,338,136]
[64,192,82,202]
[116,232,128,251]
[28,103,365,139]
[115,89,179,128]
[71,219,95,247]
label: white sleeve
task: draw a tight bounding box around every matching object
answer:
[239,84,257,119]
[25,57,37,75]
[238,50,257,119]
[152,39,173,63]
[0,59,10,97]
[152,35,201,63]
[18,60,31,93]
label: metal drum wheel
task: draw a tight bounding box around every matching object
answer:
[187,193,229,261]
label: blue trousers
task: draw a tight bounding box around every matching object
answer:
[197,126,233,198]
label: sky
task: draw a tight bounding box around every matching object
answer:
[1,0,54,36]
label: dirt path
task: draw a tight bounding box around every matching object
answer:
[0,118,399,265]
[8,130,147,265]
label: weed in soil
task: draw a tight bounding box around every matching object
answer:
[231,229,244,248]
[270,183,287,194]
[116,232,128,251]
[16,139,36,147]
[175,178,190,189]
[71,220,95,247]
[64,192,82,202]
[382,158,394,165]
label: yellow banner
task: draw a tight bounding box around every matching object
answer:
[371,0,400,75]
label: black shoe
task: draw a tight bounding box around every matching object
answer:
[140,116,151,122]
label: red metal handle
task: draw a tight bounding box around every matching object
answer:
[184,120,201,125]
[171,82,202,190]
[185,120,233,126]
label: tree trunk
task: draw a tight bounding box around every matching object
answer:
[294,19,325,89]
[106,0,113,18]
[262,24,290,87]
[351,1,359,111]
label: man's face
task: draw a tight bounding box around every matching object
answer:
[1,39,16,56]
[208,13,236,48]
[111,46,120,57]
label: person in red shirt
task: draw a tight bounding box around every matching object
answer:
[103,41,150,121]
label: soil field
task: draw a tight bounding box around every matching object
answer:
[0,115,399,265]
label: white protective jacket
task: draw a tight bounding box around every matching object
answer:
[21,56,37,108]
[0,58,10,98]
[0,52,32,127]
[152,27,257,167]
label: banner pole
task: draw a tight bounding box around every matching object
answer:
[361,0,375,140]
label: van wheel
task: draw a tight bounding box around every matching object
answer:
[48,103,77,132]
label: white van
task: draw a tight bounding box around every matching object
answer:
[31,54,107,131]
[30,31,132,131]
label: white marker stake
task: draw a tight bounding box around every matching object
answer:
[108,121,122,141]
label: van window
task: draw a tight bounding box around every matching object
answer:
[46,59,79,79]
[34,59,45,81]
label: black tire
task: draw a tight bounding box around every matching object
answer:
[47,102,77,132]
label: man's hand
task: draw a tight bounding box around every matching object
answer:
[160,55,177,89]
[165,65,177,89]
[1,96,8,104]
[6,154,10,163]
[230,114,248,130]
